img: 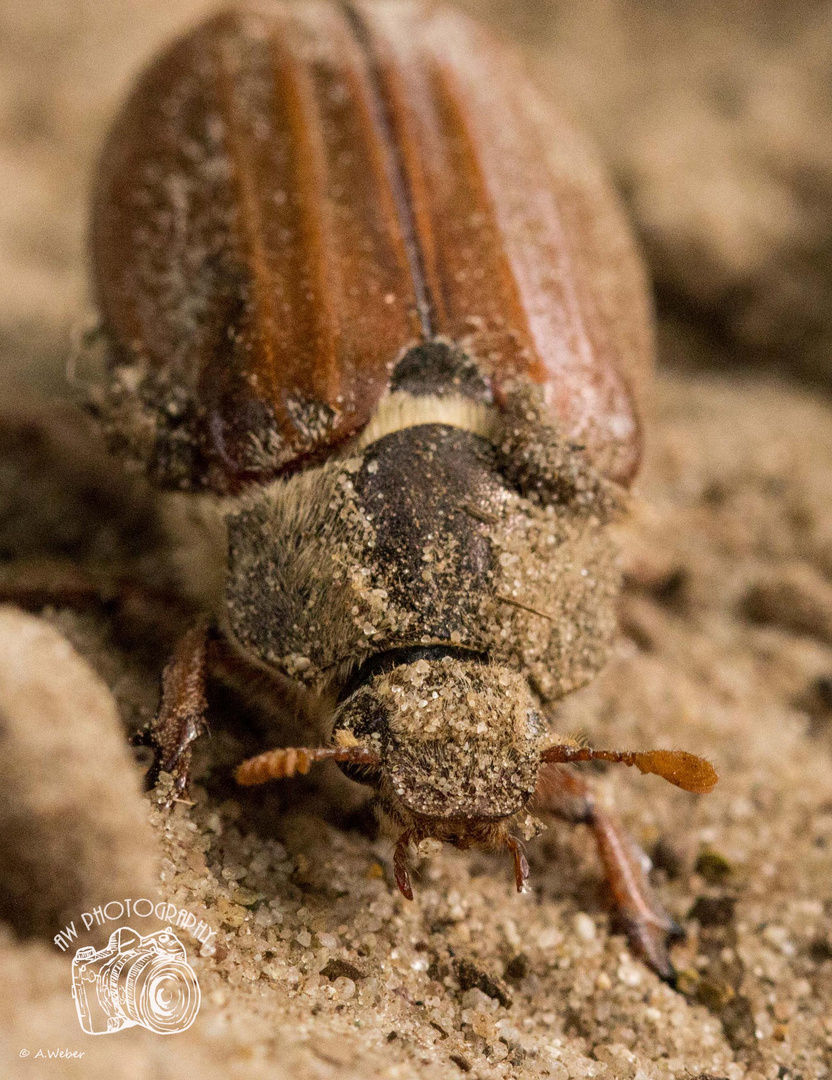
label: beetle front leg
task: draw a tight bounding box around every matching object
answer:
[135,617,211,803]
[534,764,683,982]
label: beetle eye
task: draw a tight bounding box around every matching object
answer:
[348,709,388,740]
[332,685,390,744]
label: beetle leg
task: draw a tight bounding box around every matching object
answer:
[505,834,530,893]
[137,617,211,804]
[393,829,417,900]
[0,560,197,631]
[533,764,683,983]
[0,562,116,610]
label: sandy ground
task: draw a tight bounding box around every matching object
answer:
[2,2,832,1079]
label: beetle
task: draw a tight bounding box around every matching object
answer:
[82,0,717,982]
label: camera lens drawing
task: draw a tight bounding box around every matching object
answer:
[71,926,201,1035]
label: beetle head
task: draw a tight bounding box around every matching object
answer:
[235,659,717,899]
[330,657,543,889]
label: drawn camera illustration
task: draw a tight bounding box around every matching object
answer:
[71,926,200,1035]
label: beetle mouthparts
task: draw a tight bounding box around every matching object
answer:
[540,744,718,794]
[392,829,530,901]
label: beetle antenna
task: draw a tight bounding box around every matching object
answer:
[234,745,381,786]
[540,744,717,794]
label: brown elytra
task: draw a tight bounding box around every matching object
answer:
[91,1,652,492]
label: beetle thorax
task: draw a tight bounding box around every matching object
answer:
[222,384,622,705]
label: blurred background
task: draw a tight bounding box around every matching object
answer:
[1,0,832,399]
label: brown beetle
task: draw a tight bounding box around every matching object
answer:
[83,1,717,981]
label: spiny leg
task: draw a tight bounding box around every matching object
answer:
[506,835,530,893]
[134,617,211,802]
[393,829,417,900]
[534,764,683,982]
